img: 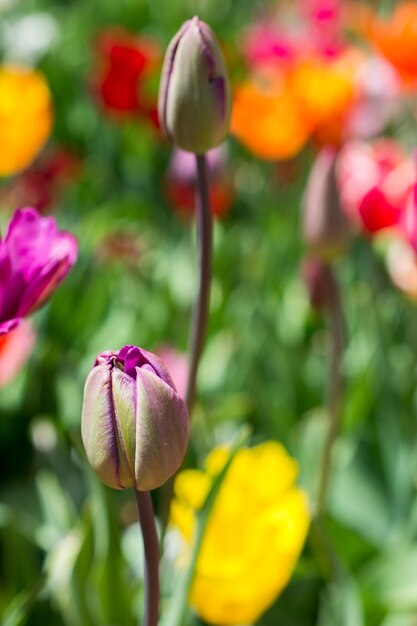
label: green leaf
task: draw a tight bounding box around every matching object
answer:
[2,577,45,626]
[317,572,364,626]
[360,546,417,612]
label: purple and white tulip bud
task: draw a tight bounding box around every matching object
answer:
[81,345,189,492]
[302,147,350,261]
[158,16,231,154]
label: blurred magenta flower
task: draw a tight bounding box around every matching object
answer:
[242,0,345,72]
[92,27,161,125]
[0,319,36,387]
[158,16,231,153]
[0,207,78,335]
[81,345,189,491]
[338,140,414,234]
[165,144,234,219]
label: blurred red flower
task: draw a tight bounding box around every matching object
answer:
[0,147,79,213]
[338,140,413,234]
[92,27,161,124]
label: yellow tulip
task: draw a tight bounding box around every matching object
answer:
[0,65,53,176]
[171,441,310,626]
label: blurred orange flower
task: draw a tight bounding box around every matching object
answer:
[367,2,417,83]
[0,65,53,176]
[232,52,358,158]
[232,75,312,160]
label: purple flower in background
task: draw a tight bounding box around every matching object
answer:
[0,207,78,335]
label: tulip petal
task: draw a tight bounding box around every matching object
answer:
[81,363,124,490]
[134,367,189,491]
[0,317,22,336]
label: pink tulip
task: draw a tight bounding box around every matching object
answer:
[338,140,414,234]
[0,207,78,335]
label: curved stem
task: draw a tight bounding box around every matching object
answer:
[316,268,344,517]
[185,153,213,410]
[135,490,160,626]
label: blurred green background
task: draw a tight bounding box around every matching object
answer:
[2,1,417,625]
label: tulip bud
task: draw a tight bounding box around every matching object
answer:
[302,147,349,261]
[158,16,231,154]
[81,345,189,491]
[301,256,338,312]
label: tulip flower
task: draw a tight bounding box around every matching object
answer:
[0,65,53,176]
[232,77,311,160]
[0,207,78,336]
[302,146,349,260]
[338,140,414,234]
[366,2,417,84]
[92,27,161,125]
[171,441,310,626]
[81,344,189,492]
[158,16,232,153]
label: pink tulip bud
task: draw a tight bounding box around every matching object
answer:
[81,345,189,491]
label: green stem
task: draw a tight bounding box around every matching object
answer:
[159,153,213,535]
[136,490,160,626]
[185,153,213,410]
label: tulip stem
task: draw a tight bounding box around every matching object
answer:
[135,490,160,626]
[159,154,212,538]
[185,153,212,411]
[317,268,344,517]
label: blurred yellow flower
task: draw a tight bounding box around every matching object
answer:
[0,65,53,176]
[290,54,357,128]
[171,441,310,626]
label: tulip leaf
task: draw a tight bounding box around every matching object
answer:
[161,426,251,626]
[2,576,45,626]
[317,571,365,626]
[359,545,417,612]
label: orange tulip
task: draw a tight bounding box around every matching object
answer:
[0,65,53,176]
[368,2,417,83]
[231,75,311,160]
